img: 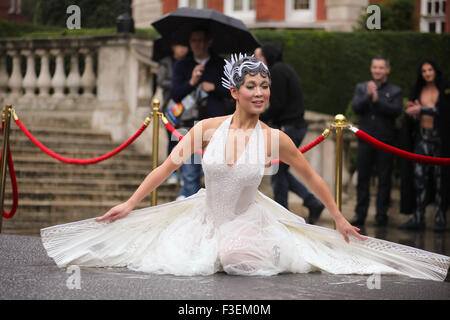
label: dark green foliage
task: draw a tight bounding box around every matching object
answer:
[20,0,124,28]
[253,29,450,115]
[357,0,417,31]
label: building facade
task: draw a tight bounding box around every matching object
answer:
[132,0,449,33]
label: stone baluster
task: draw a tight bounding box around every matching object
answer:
[36,49,52,97]
[50,49,66,99]
[7,50,23,98]
[137,64,151,107]
[0,53,8,97]
[22,50,37,98]
[66,50,81,98]
[80,48,96,98]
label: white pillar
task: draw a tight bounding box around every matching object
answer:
[80,48,96,98]
[36,49,52,97]
[51,49,66,99]
[7,50,22,98]
[66,50,81,98]
[22,50,37,98]
[0,54,8,97]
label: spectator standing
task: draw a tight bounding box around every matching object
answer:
[171,27,231,199]
[399,58,450,232]
[350,56,403,227]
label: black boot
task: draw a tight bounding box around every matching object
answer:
[350,214,366,227]
[308,203,324,225]
[398,211,425,231]
[374,214,388,227]
[434,209,447,232]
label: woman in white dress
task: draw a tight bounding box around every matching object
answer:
[41,54,450,281]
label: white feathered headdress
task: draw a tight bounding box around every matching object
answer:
[221,53,269,90]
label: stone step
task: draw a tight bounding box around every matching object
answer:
[5,145,153,161]
[3,177,147,191]
[3,199,175,225]
[8,110,94,129]
[3,186,180,202]
[6,155,153,170]
[12,166,150,180]
[5,185,179,201]
[8,126,112,141]
[7,135,150,154]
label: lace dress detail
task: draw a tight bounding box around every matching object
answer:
[41,115,450,280]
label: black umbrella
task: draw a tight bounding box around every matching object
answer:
[152,7,260,54]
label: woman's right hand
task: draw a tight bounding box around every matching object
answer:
[95,201,134,223]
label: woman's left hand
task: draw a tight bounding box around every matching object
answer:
[335,217,368,243]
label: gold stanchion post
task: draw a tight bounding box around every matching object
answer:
[0,105,13,233]
[151,99,162,206]
[332,114,347,216]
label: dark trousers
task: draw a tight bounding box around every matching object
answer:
[413,128,445,224]
[355,140,393,219]
[271,125,321,210]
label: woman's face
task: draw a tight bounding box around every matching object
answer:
[421,63,436,84]
[231,73,270,115]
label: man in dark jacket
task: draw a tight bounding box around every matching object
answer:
[255,44,324,224]
[171,28,231,199]
[351,56,403,227]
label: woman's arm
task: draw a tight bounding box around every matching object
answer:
[96,120,205,223]
[277,129,367,243]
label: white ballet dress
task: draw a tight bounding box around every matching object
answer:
[41,115,450,281]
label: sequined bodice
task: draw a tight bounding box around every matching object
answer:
[202,115,266,227]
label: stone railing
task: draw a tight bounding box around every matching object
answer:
[0,34,166,157]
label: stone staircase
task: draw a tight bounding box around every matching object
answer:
[1,110,180,236]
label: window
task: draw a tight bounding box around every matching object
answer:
[179,0,207,9]
[441,22,446,32]
[234,0,243,11]
[224,0,255,24]
[427,1,432,14]
[442,1,446,13]
[286,0,315,23]
[429,22,436,32]
[435,1,439,14]
[294,0,310,10]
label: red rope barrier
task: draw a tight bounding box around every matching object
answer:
[1,122,19,218]
[271,135,325,165]
[351,127,450,166]
[15,119,149,165]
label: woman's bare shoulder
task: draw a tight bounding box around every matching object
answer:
[199,115,231,133]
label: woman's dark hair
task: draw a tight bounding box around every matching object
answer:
[410,57,443,100]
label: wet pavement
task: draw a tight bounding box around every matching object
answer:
[1,180,449,302]
[0,232,449,301]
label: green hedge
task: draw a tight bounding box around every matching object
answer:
[252,30,450,115]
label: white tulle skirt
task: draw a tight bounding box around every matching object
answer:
[41,189,450,281]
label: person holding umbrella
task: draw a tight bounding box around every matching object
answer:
[170,26,232,200]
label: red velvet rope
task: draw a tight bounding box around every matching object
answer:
[163,120,323,163]
[353,128,450,166]
[271,135,325,165]
[1,122,19,218]
[15,119,148,165]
